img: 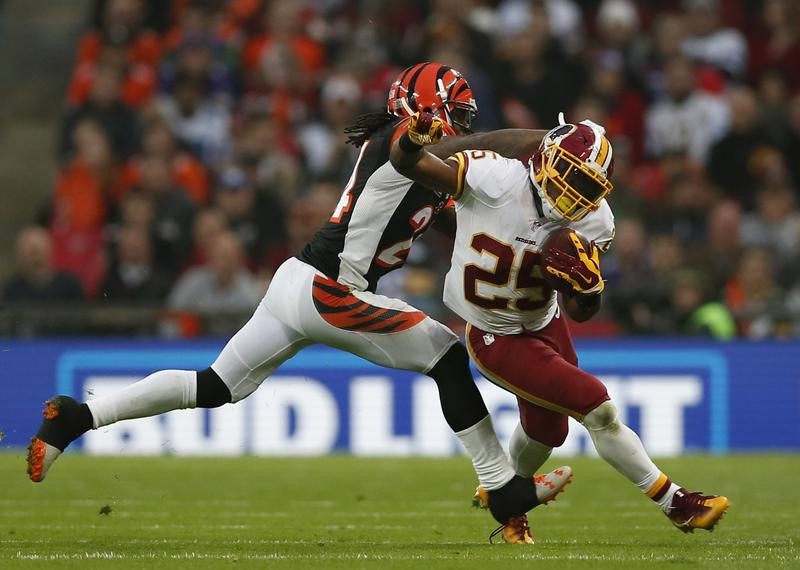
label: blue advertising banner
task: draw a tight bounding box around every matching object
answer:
[1,339,798,456]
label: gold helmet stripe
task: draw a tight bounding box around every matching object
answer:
[595,136,611,171]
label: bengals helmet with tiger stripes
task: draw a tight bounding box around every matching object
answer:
[530,113,615,222]
[387,62,478,133]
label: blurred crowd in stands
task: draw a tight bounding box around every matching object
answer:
[4,0,800,339]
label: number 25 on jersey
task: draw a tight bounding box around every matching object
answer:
[464,233,552,311]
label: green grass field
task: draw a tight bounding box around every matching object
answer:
[0,454,797,569]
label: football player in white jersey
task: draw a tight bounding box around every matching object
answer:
[27,63,572,539]
[390,111,731,542]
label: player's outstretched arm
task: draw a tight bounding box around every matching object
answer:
[429,129,547,160]
[389,111,463,196]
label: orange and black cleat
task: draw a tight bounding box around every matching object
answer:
[26,396,91,483]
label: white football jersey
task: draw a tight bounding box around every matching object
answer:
[443,150,615,335]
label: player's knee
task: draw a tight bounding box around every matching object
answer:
[427,343,470,384]
[582,400,619,432]
[196,367,232,408]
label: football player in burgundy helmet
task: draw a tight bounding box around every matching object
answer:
[530,113,614,223]
[390,110,731,542]
[27,62,570,542]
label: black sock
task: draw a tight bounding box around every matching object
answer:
[36,397,93,451]
[196,367,232,408]
[427,344,489,432]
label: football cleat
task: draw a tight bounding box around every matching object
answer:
[473,466,573,510]
[489,514,535,544]
[666,488,731,533]
[26,396,90,482]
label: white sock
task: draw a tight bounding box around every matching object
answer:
[86,370,197,429]
[508,422,552,477]
[584,402,678,506]
[588,419,659,485]
[456,415,516,491]
[638,471,681,512]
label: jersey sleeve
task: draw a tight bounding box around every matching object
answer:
[574,199,615,252]
[445,150,518,204]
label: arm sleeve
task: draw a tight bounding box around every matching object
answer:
[445,150,516,204]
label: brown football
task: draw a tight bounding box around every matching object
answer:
[539,227,591,293]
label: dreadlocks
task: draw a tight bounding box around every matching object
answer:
[344,112,396,147]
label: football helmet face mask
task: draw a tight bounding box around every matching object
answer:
[387,62,478,134]
[529,114,614,222]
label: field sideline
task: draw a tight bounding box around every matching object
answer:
[0,454,797,568]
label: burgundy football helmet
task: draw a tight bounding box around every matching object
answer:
[530,113,614,222]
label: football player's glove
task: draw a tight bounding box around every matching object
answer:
[407,110,444,146]
[543,233,604,294]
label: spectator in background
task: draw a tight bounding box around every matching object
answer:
[599,219,654,335]
[705,199,743,290]
[52,119,115,233]
[586,50,646,162]
[213,165,286,265]
[645,55,728,163]
[595,0,642,63]
[283,180,340,257]
[642,13,686,99]
[668,270,736,339]
[748,0,800,91]
[134,154,195,273]
[185,206,228,270]
[298,74,362,184]
[101,224,171,302]
[725,248,791,338]
[3,227,84,303]
[115,189,155,231]
[647,166,715,246]
[159,37,236,109]
[240,0,325,126]
[162,0,231,52]
[156,72,232,167]
[681,0,747,79]
[783,94,800,190]
[757,70,792,148]
[59,62,142,162]
[77,0,162,69]
[167,231,261,323]
[741,185,800,276]
[707,87,775,210]
[492,0,585,128]
[50,119,115,297]
[234,112,300,204]
[115,120,209,205]
[68,43,157,109]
